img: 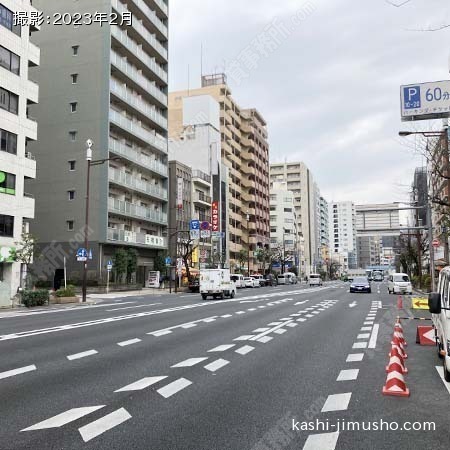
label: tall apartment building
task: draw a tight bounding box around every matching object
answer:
[269,182,301,272]
[28,0,169,286]
[329,201,358,271]
[169,74,270,273]
[269,162,318,275]
[0,1,39,306]
[319,196,329,268]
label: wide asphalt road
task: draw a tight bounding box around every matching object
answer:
[0,281,448,450]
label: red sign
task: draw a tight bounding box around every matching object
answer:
[416,326,436,346]
[211,201,220,232]
[432,239,440,248]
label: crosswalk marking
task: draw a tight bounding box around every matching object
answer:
[257,336,273,343]
[204,359,229,372]
[0,364,36,380]
[157,378,192,398]
[274,329,287,335]
[208,344,235,352]
[286,323,298,328]
[235,345,254,355]
[114,376,167,392]
[78,408,131,443]
[171,357,208,368]
[21,406,105,431]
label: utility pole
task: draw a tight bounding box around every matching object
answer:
[246,210,250,276]
[82,140,93,303]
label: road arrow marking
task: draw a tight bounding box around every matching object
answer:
[349,302,357,308]
[22,406,105,431]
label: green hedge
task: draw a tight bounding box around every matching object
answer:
[22,289,49,308]
[55,285,76,297]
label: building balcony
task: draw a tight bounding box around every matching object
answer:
[28,42,40,67]
[110,79,167,130]
[127,0,168,40]
[109,138,167,177]
[193,192,212,206]
[110,50,167,107]
[109,167,168,200]
[111,0,167,61]
[109,108,167,154]
[107,228,167,249]
[192,170,211,187]
[108,198,167,225]
[111,26,167,84]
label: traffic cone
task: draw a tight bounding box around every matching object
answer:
[391,334,407,352]
[382,368,410,397]
[386,351,408,374]
[390,342,408,359]
[397,295,403,309]
[394,323,404,333]
[392,330,407,347]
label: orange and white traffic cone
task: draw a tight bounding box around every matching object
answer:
[386,350,408,374]
[392,330,407,347]
[390,342,408,359]
[391,335,407,353]
[382,367,410,397]
[394,321,404,333]
[397,295,403,309]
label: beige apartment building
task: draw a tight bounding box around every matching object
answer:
[169,74,270,273]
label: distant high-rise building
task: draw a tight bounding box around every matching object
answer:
[28,0,169,287]
[269,162,319,275]
[0,0,40,306]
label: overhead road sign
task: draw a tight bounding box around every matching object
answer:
[401,80,450,121]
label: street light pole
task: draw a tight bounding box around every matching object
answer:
[282,228,286,274]
[246,210,250,276]
[82,139,93,303]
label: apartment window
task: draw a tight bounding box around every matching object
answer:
[0,4,20,36]
[0,45,20,75]
[72,45,79,56]
[0,128,17,154]
[68,160,76,171]
[0,214,14,237]
[68,190,75,200]
[71,73,78,84]
[69,131,77,141]
[0,171,16,195]
[0,87,18,114]
[66,220,74,231]
[70,102,77,113]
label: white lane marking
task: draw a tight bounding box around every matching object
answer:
[258,306,266,309]
[312,311,320,315]
[321,393,352,412]
[234,335,255,341]
[257,336,273,343]
[286,323,298,328]
[151,330,172,337]
[204,359,229,372]
[268,322,282,326]
[157,378,192,398]
[303,432,339,450]
[202,317,217,323]
[253,328,270,333]
[305,314,314,318]
[367,313,376,317]
[114,376,167,392]
[181,323,196,329]
[171,357,208,368]
[337,369,359,381]
[221,314,233,318]
[349,302,357,308]
[0,364,36,380]
[247,308,257,312]
[290,314,301,317]
[251,320,292,341]
[357,334,370,339]
[368,324,379,349]
[208,344,235,352]
[352,342,367,349]
[236,311,246,315]
[297,318,307,322]
[21,406,105,431]
[117,338,142,347]
[318,308,326,311]
[361,327,372,331]
[279,318,291,321]
[363,321,373,325]
[78,408,131,443]
[435,366,450,395]
[106,303,161,312]
[235,345,254,355]
[274,329,287,335]
[346,353,364,362]
[67,350,98,361]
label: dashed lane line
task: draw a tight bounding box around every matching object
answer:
[234,335,255,341]
[274,329,287,335]
[208,344,235,352]
[256,336,273,343]
[357,334,370,339]
[106,303,162,312]
[114,376,167,392]
[0,364,37,380]
[67,350,98,361]
[337,369,359,381]
[346,353,364,362]
[321,393,352,412]
[171,358,208,368]
[368,324,379,349]
[78,408,131,443]
[117,338,142,347]
[204,359,230,372]
[352,342,367,349]
[303,432,340,450]
[157,378,192,398]
[235,345,254,355]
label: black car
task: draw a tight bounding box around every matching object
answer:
[349,277,371,293]
[188,276,200,292]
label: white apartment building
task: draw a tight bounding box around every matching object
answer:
[270,161,318,275]
[329,201,358,271]
[269,182,301,273]
[0,0,39,306]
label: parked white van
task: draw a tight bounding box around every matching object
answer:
[309,274,323,287]
[230,274,245,289]
[388,273,412,295]
[429,266,450,381]
[283,273,297,284]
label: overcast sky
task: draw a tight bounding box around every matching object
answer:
[169,0,450,205]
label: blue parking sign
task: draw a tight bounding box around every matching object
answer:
[403,86,421,109]
[190,220,200,230]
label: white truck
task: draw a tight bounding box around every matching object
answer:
[200,269,237,300]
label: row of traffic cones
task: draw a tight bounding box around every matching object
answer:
[382,318,410,397]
